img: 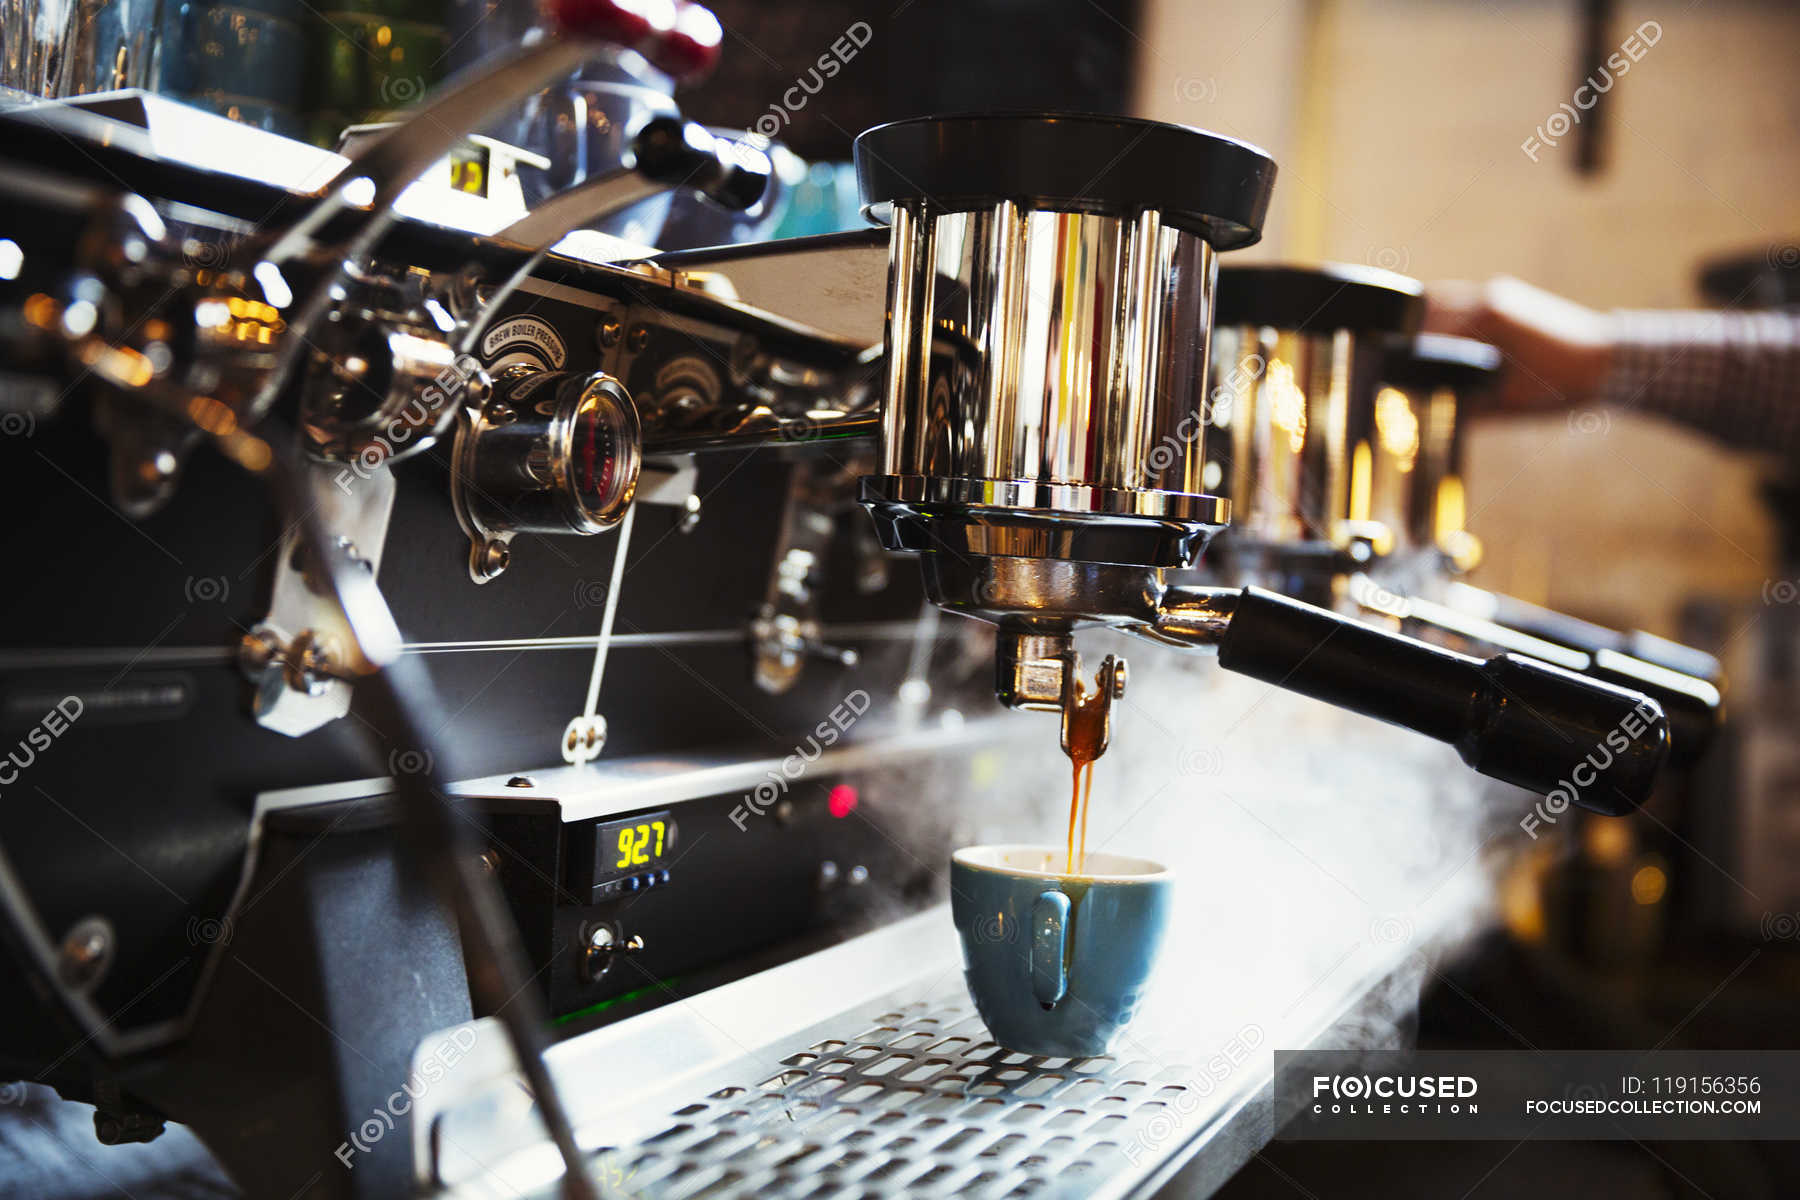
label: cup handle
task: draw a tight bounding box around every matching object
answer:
[1030,891,1070,1006]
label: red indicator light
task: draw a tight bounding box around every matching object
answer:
[828,783,858,819]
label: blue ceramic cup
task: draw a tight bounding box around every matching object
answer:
[951,845,1173,1057]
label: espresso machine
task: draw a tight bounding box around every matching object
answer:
[0,3,1708,1195]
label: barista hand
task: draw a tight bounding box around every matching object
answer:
[1424,274,1800,456]
[1422,275,1614,412]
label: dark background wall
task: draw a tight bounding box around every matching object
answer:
[680,0,1143,161]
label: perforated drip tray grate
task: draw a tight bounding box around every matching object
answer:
[600,988,1205,1199]
[422,910,1381,1199]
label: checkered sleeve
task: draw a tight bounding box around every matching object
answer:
[1601,309,1800,456]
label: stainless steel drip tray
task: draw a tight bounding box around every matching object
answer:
[416,908,1427,1200]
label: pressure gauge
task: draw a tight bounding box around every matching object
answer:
[452,368,642,581]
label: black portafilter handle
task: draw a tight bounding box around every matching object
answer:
[1216,587,1670,815]
[1481,588,1724,684]
[631,116,772,211]
[1378,592,1722,769]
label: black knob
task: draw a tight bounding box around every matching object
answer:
[632,117,771,212]
[854,113,1277,250]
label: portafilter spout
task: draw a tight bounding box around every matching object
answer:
[852,114,1669,814]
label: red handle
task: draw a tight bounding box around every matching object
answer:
[542,0,723,82]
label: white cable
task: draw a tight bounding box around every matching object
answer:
[583,501,636,720]
[563,502,636,763]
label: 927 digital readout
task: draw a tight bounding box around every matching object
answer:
[593,810,676,881]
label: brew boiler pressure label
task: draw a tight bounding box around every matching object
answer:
[482,316,567,372]
[1276,1049,1800,1140]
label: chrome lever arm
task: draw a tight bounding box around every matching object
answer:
[498,118,772,252]
[244,2,726,415]
[259,0,724,268]
[469,118,772,354]
[259,36,592,268]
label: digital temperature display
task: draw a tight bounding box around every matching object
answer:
[448,144,490,197]
[592,811,676,884]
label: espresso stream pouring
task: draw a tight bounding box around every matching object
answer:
[1060,653,1122,875]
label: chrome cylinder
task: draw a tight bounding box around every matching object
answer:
[1199,264,1424,589]
[870,200,1226,547]
[854,112,1272,654]
[1368,334,1503,578]
[1358,375,1449,565]
[1207,325,1355,551]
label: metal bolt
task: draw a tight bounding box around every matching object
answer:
[477,849,501,875]
[847,865,869,886]
[483,400,515,425]
[1111,657,1129,699]
[626,325,650,353]
[238,627,281,673]
[597,318,622,349]
[478,540,510,578]
[283,631,330,697]
[505,775,536,789]
[57,917,112,991]
[583,923,616,981]
[334,535,372,573]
